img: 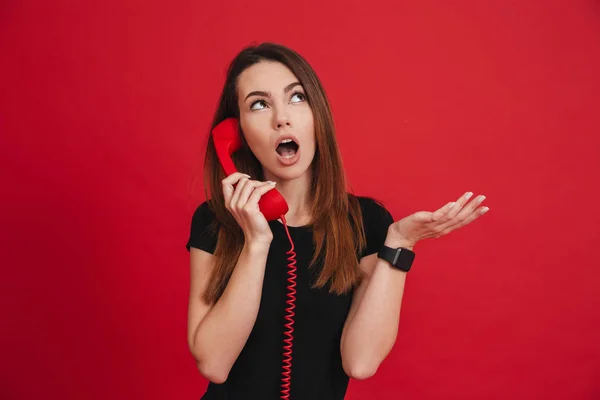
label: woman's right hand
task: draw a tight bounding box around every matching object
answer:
[222,172,278,246]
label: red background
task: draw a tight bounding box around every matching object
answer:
[1,1,599,399]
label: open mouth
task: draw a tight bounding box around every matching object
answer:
[276,138,299,159]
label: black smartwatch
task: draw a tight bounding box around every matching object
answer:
[377,245,415,272]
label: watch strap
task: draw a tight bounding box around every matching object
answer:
[378,245,415,272]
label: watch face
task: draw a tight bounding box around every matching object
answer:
[395,248,415,270]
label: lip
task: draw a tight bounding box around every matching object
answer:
[276,146,301,166]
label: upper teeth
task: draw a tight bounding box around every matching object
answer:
[280,139,293,144]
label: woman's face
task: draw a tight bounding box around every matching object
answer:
[236,61,315,181]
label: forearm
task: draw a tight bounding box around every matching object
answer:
[192,241,270,379]
[341,236,411,376]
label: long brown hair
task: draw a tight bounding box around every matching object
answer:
[200,42,367,305]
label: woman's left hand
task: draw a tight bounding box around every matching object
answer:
[387,191,489,249]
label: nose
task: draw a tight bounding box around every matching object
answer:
[273,108,292,130]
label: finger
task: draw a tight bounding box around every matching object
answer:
[440,205,490,236]
[431,201,457,223]
[222,173,251,207]
[222,179,234,206]
[433,191,475,223]
[229,177,250,210]
[439,194,487,231]
[236,180,265,208]
[246,181,277,209]
[222,172,251,186]
[456,194,486,220]
[445,191,475,220]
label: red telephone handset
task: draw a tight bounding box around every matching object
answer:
[212,117,298,399]
[212,118,289,221]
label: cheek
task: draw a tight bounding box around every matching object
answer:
[240,118,270,151]
[297,108,315,143]
[245,133,270,157]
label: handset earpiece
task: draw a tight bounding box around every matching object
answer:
[212,118,289,221]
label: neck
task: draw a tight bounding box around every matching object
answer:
[263,167,313,224]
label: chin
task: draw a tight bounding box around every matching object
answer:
[267,160,313,182]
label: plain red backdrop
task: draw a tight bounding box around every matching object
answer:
[1,1,599,399]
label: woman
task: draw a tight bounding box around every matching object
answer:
[185,42,489,400]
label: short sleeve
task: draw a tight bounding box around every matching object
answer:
[358,196,395,259]
[185,201,219,253]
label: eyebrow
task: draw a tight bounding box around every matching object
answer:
[244,82,303,101]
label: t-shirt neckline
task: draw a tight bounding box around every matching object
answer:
[273,218,312,230]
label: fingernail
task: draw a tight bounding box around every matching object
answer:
[243,174,251,178]
[480,207,489,214]
[477,195,486,203]
[267,181,276,185]
[449,202,456,208]
[465,192,473,200]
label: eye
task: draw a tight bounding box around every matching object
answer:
[290,92,306,103]
[250,99,268,111]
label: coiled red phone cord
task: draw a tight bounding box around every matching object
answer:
[278,215,297,400]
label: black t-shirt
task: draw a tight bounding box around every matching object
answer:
[186,194,394,400]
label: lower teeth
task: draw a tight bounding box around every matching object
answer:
[283,154,295,159]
